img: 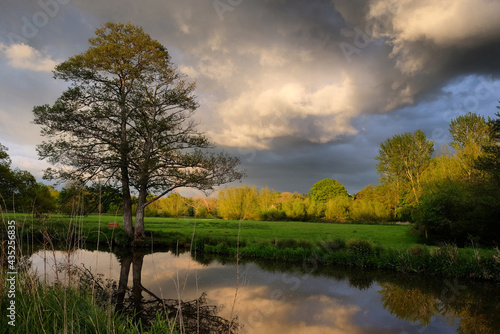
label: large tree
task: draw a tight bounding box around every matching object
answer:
[475,110,500,185]
[33,22,243,239]
[376,130,434,204]
[449,112,493,180]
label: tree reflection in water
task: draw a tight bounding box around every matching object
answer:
[77,250,239,334]
[378,280,500,334]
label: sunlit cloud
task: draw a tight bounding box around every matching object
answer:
[0,43,58,72]
[209,75,358,148]
[367,0,500,74]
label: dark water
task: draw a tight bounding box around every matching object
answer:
[29,248,499,334]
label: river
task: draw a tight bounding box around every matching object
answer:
[29,248,499,334]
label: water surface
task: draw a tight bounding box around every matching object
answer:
[29,249,499,334]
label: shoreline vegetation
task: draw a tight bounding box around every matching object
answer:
[4,213,500,282]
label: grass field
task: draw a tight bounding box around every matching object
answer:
[6,213,417,248]
[146,219,417,248]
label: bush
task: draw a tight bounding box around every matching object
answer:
[275,238,314,250]
[347,239,374,255]
[317,238,346,252]
[196,206,208,218]
[413,179,500,246]
[324,197,352,221]
[259,209,287,221]
[350,200,392,222]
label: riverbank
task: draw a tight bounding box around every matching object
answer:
[0,269,179,334]
[4,213,500,281]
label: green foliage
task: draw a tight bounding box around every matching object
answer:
[347,239,374,255]
[258,208,287,221]
[154,193,189,217]
[450,112,493,179]
[308,178,349,203]
[324,196,353,221]
[351,184,395,222]
[306,198,325,220]
[275,238,314,250]
[411,111,499,245]
[57,183,122,216]
[0,142,58,214]
[281,193,308,221]
[376,129,434,205]
[475,111,500,186]
[32,183,58,215]
[413,178,500,246]
[350,199,392,222]
[217,185,259,220]
[317,238,346,251]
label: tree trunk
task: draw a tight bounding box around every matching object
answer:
[122,174,134,236]
[134,187,147,240]
[119,94,134,237]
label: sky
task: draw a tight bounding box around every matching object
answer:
[1,0,500,195]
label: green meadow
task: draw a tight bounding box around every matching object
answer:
[146,219,416,248]
[10,213,415,248]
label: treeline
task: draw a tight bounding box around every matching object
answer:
[374,111,500,245]
[410,112,500,246]
[0,144,57,216]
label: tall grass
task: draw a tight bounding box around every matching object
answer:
[1,270,178,334]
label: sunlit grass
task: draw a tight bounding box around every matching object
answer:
[146,219,417,248]
[11,212,417,248]
[7,212,479,250]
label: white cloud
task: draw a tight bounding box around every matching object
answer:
[367,0,500,74]
[0,43,58,72]
[209,75,359,148]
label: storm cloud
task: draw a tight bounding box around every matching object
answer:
[1,0,499,193]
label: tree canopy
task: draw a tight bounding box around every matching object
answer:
[308,178,349,203]
[376,130,434,205]
[0,142,56,215]
[449,112,493,180]
[475,111,500,185]
[33,22,243,239]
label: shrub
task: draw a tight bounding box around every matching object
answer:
[350,200,392,222]
[324,197,352,221]
[259,209,287,221]
[317,238,346,252]
[196,206,208,218]
[347,239,374,255]
[413,179,500,246]
[275,238,313,250]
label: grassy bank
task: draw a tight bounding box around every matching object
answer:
[6,213,500,281]
[0,270,178,334]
